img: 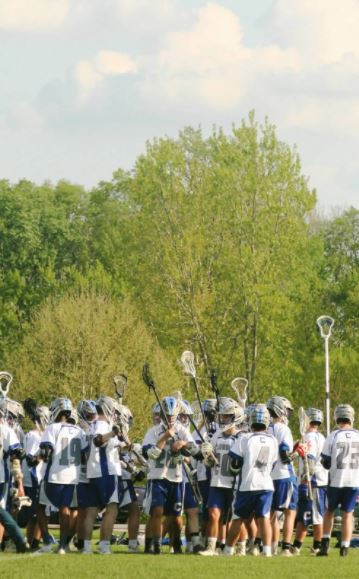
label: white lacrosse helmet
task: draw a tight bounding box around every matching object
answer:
[306,408,323,424]
[116,404,133,434]
[334,404,355,425]
[249,404,270,428]
[37,406,51,430]
[3,398,25,423]
[266,396,287,419]
[217,397,244,432]
[96,396,121,422]
[49,397,73,422]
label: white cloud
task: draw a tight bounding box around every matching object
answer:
[74,50,137,104]
[270,0,359,65]
[95,50,137,76]
[0,0,70,30]
[141,3,299,109]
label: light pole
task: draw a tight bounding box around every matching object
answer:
[316,315,335,437]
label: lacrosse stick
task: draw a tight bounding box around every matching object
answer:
[298,407,313,500]
[180,351,209,433]
[210,369,220,406]
[0,372,13,399]
[112,374,148,470]
[113,373,128,403]
[142,362,202,505]
[231,377,248,408]
[316,315,334,437]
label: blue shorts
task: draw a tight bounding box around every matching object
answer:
[76,482,92,508]
[272,478,298,511]
[207,487,233,512]
[119,479,138,508]
[327,487,359,513]
[234,490,273,520]
[148,479,183,516]
[87,475,123,508]
[44,482,75,508]
[297,487,326,526]
[184,482,197,510]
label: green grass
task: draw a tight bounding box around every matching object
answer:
[0,543,358,579]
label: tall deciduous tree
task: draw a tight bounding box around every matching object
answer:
[114,115,320,401]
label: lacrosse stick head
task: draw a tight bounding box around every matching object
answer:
[142,362,155,392]
[0,372,13,399]
[180,351,196,378]
[298,406,310,437]
[231,377,248,408]
[316,315,334,339]
[113,373,128,401]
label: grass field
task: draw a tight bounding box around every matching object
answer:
[1,542,358,579]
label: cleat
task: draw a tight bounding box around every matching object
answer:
[247,545,260,556]
[32,544,53,555]
[290,546,301,556]
[281,548,293,557]
[340,547,348,557]
[236,543,246,556]
[310,547,320,555]
[198,549,218,556]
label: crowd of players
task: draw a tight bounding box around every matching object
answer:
[0,386,358,558]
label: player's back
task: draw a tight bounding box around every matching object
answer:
[324,428,359,488]
[238,432,278,492]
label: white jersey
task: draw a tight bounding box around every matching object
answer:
[22,429,46,487]
[268,421,295,480]
[230,431,278,492]
[322,428,359,488]
[41,422,87,484]
[298,430,328,487]
[0,423,20,483]
[143,423,195,483]
[86,419,122,479]
[210,429,241,489]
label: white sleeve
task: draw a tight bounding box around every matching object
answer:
[41,424,57,447]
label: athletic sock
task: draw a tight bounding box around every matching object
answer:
[153,536,161,554]
[313,540,321,550]
[282,542,291,550]
[223,545,234,555]
[83,540,92,552]
[263,545,271,556]
[76,539,84,550]
[293,540,302,549]
[191,533,200,547]
[207,537,217,552]
[341,540,350,548]
[129,539,138,549]
[31,539,40,550]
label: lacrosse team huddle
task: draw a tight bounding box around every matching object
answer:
[0,353,358,560]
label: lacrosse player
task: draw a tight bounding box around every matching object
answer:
[0,401,27,550]
[267,396,304,556]
[142,396,198,555]
[222,404,278,557]
[117,404,144,554]
[177,399,201,553]
[199,397,244,556]
[292,408,328,555]
[20,400,50,550]
[82,396,124,555]
[317,404,359,557]
[37,397,87,554]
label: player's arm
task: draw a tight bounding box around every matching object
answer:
[320,453,331,470]
[228,450,243,474]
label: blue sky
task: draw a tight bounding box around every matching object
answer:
[0,0,358,210]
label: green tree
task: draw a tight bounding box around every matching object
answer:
[113,115,320,402]
[5,293,181,435]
